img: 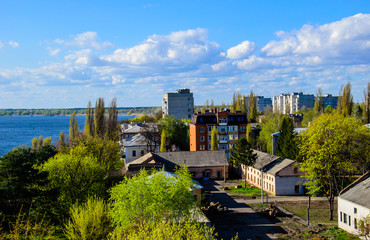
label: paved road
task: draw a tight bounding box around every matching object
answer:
[202,181,286,240]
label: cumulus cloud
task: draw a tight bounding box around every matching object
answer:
[55,31,114,49]
[102,28,222,68]
[226,41,256,59]
[8,41,19,48]
[47,47,61,56]
[261,13,370,65]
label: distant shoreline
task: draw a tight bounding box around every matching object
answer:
[0,114,141,117]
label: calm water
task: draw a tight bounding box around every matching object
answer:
[0,115,133,157]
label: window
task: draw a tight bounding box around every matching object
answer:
[239,126,246,131]
[354,218,357,229]
[349,215,351,226]
[219,118,227,124]
[132,150,136,157]
[229,143,234,149]
[208,126,214,132]
[294,167,298,174]
[295,185,299,193]
[218,126,227,133]
[208,135,212,141]
[229,134,238,140]
[141,150,145,156]
[208,143,211,149]
[200,145,205,150]
[200,136,205,142]
[219,144,228,150]
[340,212,342,222]
[228,126,237,132]
[217,171,222,179]
[188,114,191,118]
[200,127,205,133]
[219,135,228,142]
[199,117,203,123]
[354,208,357,214]
[344,213,347,224]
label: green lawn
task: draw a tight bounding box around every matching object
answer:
[223,186,267,197]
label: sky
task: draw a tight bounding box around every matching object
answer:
[0,0,370,108]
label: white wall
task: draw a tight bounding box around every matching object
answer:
[275,176,305,196]
[338,197,370,236]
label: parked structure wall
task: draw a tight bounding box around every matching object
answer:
[338,197,370,236]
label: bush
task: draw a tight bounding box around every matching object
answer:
[64,197,112,240]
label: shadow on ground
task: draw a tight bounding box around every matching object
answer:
[200,180,287,240]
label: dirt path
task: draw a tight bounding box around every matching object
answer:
[202,181,286,240]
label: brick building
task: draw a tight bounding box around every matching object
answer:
[189,109,248,154]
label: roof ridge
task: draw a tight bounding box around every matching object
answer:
[339,171,370,195]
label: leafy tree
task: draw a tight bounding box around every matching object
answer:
[69,112,79,142]
[37,135,43,149]
[249,91,258,123]
[257,112,285,153]
[32,137,37,149]
[0,146,57,219]
[64,197,112,240]
[43,137,52,146]
[210,126,218,150]
[160,129,167,152]
[363,82,370,124]
[324,105,333,114]
[276,117,298,160]
[109,168,194,229]
[94,98,105,138]
[358,214,370,239]
[340,82,353,117]
[84,101,94,137]
[230,138,257,188]
[58,131,66,151]
[314,88,323,116]
[106,98,119,141]
[299,113,370,220]
[159,116,189,151]
[246,124,252,143]
[41,152,107,218]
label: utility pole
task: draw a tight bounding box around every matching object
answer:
[307,194,311,226]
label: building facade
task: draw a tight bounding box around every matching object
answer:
[189,109,247,154]
[273,92,315,114]
[338,172,370,237]
[245,96,272,113]
[162,88,194,120]
[322,94,338,109]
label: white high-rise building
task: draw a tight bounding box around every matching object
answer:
[162,89,194,120]
[273,92,315,114]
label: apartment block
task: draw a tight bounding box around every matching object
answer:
[189,109,247,153]
[322,94,338,109]
[245,95,272,113]
[273,92,315,114]
[162,88,194,120]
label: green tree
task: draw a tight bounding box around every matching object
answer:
[160,129,167,152]
[210,126,218,150]
[246,124,252,143]
[64,197,112,240]
[299,113,370,220]
[159,116,189,151]
[37,135,43,149]
[314,88,323,116]
[276,117,298,160]
[32,137,38,150]
[363,82,370,124]
[0,146,57,219]
[249,91,258,123]
[94,98,105,138]
[43,137,52,146]
[109,168,194,229]
[340,82,353,117]
[106,98,119,141]
[230,138,257,188]
[84,101,94,137]
[324,105,333,114]
[258,112,285,153]
[58,131,66,151]
[69,112,79,142]
[41,152,107,218]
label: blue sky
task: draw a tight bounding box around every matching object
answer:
[0,0,369,108]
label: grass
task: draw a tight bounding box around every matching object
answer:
[223,185,267,197]
[278,226,360,240]
[276,200,338,226]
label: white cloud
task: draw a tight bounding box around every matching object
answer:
[8,41,19,48]
[55,31,114,49]
[261,13,370,65]
[47,47,61,56]
[226,41,256,59]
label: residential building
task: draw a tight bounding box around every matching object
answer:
[338,172,370,236]
[162,88,194,120]
[245,95,272,113]
[189,109,248,153]
[322,94,338,109]
[243,150,305,196]
[126,150,229,180]
[273,92,315,114]
[123,133,159,165]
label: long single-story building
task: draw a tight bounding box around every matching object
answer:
[338,172,370,237]
[126,150,229,180]
[243,150,305,196]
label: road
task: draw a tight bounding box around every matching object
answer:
[202,180,286,240]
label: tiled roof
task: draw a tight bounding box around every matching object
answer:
[252,150,281,170]
[252,150,296,176]
[339,172,370,209]
[123,125,143,134]
[123,133,156,147]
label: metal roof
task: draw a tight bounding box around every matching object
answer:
[340,172,370,209]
